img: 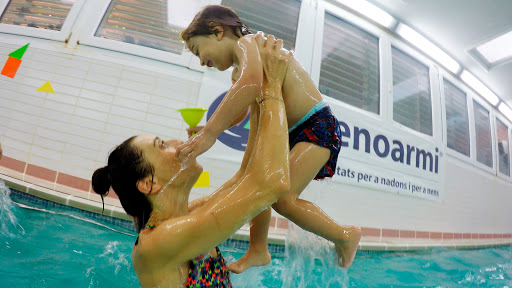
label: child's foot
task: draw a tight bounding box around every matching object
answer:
[227,248,271,274]
[334,226,362,269]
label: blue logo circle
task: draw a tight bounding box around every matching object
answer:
[207,92,250,151]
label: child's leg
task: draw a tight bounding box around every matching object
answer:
[272,142,361,269]
[228,207,272,273]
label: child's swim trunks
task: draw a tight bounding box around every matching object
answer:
[288,101,342,180]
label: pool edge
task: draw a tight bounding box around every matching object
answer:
[2,172,512,252]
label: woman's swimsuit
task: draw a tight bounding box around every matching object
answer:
[135,225,232,288]
[186,246,232,288]
[288,101,342,180]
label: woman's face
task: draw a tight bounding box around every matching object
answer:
[132,135,202,189]
[187,34,234,71]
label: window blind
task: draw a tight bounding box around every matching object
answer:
[0,0,75,31]
[95,0,194,54]
[444,80,470,156]
[319,13,379,114]
[496,118,510,176]
[473,100,493,168]
[392,47,432,136]
[221,0,300,51]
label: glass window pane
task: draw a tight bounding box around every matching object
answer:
[0,0,76,31]
[319,13,379,114]
[392,47,432,136]
[221,0,300,51]
[444,80,470,156]
[496,119,510,176]
[95,0,202,54]
[473,101,493,168]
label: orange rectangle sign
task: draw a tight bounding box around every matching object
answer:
[1,57,22,78]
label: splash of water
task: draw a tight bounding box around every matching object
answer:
[0,180,25,238]
[283,223,349,288]
[100,241,131,275]
[282,223,349,288]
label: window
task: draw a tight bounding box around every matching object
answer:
[0,0,75,31]
[318,13,379,114]
[496,119,510,176]
[95,0,203,54]
[221,0,300,51]
[444,80,470,156]
[473,101,493,168]
[392,47,432,136]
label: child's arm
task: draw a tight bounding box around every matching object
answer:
[176,36,263,162]
[190,103,258,203]
[188,103,258,215]
[186,107,249,137]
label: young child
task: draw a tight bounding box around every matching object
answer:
[177,5,361,272]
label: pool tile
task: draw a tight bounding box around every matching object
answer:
[27,185,68,206]
[26,164,57,182]
[0,156,26,173]
[443,233,454,239]
[270,217,277,229]
[277,218,288,229]
[399,230,415,238]
[382,229,399,238]
[106,187,119,199]
[430,232,442,239]
[361,227,380,237]
[57,172,91,192]
[416,231,429,239]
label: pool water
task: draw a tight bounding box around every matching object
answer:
[1,183,512,288]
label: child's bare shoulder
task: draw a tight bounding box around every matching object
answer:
[237,34,257,45]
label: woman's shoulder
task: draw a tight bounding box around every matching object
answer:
[133,224,178,260]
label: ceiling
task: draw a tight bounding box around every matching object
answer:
[366,0,512,107]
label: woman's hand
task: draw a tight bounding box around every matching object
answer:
[254,32,292,89]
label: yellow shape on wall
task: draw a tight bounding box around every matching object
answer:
[37,81,55,93]
[193,171,210,187]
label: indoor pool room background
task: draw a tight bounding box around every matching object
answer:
[1,0,512,287]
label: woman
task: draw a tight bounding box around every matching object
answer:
[92,35,292,288]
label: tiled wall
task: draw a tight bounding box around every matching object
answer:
[0,41,200,183]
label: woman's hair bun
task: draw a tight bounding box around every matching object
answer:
[92,166,111,196]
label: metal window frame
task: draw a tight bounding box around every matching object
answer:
[0,0,87,42]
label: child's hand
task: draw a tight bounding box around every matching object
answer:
[187,126,204,138]
[175,130,216,163]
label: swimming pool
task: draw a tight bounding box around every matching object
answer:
[1,182,511,288]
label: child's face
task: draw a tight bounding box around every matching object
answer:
[186,35,234,71]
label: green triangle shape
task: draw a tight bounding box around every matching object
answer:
[243,119,250,129]
[9,44,30,60]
